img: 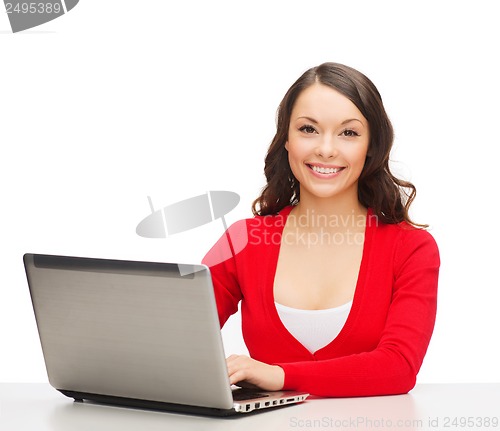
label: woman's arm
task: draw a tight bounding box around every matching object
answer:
[202,219,247,326]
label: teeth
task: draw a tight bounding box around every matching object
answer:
[311,165,342,174]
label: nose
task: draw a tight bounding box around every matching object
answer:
[315,135,339,159]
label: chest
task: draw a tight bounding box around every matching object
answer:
[273,229,365,309]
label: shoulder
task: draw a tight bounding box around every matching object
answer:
[377,220,438,245]
[222,209,287,236]
[245,206,292,232]
[375,221,440,273]
[211,206,291,254]
[210,206,290,250]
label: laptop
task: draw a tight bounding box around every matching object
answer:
[23,253,308,416]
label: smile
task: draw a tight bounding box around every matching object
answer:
[307,164,345,175]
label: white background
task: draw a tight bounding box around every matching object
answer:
[1,0,499,384]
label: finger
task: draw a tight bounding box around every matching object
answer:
[226,354,240,367]
[226,355,241,372]
[226,362,238,376]
[227,358,250,384]
[229,370,247,386]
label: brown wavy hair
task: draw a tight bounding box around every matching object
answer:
[252,62,425,227]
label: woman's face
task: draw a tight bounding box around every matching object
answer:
[285,83,370,203]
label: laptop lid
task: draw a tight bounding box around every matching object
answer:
[24,253,236,411]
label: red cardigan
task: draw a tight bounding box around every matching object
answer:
[202,206,440,397]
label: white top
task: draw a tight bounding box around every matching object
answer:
[275,301,352,354]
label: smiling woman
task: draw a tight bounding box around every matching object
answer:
[253,62,419,227]
[285,83,370,207]
[202,62,440,397]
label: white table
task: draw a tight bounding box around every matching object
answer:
[1,383,499,430]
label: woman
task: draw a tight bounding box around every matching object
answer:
[202,62,440,397]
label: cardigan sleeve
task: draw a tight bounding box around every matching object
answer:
[277,228,440,397]
[201,220,246,327]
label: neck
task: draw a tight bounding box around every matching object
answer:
[290,192,367,232]
[294,192,366,218]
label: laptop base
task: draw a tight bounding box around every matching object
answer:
[59,389,242,417]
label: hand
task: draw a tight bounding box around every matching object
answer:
[226,354,285,391]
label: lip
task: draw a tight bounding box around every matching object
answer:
[306,162,346,179]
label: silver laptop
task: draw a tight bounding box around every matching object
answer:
[23,253,308,416]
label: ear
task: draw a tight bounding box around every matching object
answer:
[285,141,289,151]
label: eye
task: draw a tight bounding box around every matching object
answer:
[340,128,359,137]
[299,125,317,134]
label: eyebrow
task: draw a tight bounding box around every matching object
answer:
[296,116,319,124]
[296,116,365,126]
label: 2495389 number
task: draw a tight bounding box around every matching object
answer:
[443,417,499,428]
[5,3,62,14]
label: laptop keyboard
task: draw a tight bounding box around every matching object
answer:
[232,389,270,401]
